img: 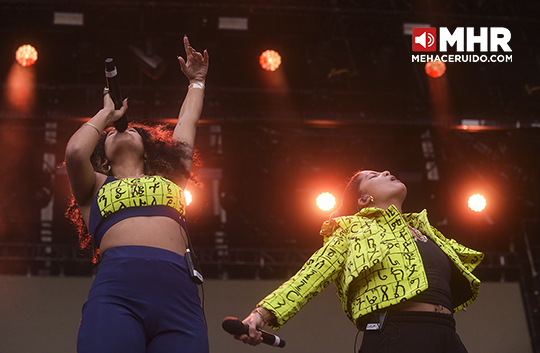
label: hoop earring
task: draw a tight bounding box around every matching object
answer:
[104,164,111,172]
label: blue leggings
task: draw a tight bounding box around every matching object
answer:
[77,246,209,353]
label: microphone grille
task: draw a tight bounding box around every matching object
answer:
[105,58,115,71]
[222,317,246,335]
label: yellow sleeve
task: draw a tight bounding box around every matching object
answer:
[257,234,349,329]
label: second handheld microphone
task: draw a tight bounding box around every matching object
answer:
[222,317,286,348]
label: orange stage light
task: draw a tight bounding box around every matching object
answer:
[15,45,38,67]
[316,192,336,211]
[468,194,486,212]
[259,50,281,71]
[184,190,193,206]
[425,60,446,78]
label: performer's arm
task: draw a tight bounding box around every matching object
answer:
[65,94,127,205]
[236,234,349,345]
[173,36,209,187]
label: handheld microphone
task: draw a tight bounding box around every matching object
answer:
[104,58,128,132]
[222,317,286,348]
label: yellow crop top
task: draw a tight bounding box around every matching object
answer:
[88,175,187,247]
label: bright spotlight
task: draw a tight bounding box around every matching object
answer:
[184,190,193,206]
[468,194,486,212]
[15,45,38,67]
[259,50,281,71]
[425,60,446,78]
[316,192,336,211]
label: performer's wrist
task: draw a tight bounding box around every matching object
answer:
[188,75,206,85]
[252,307,270,325]
[83,122,101,136]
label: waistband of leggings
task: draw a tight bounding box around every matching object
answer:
[101,245,185,263]
[386,311,456,330]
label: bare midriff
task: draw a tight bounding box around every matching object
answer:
[98,216,188,256]
[391,301,452,315]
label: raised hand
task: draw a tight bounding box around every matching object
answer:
[178,36,209,83]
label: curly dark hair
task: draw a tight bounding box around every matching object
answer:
[65,122,201,262]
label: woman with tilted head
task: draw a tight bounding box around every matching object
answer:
[235,170,482,353]
[65,36,209,353]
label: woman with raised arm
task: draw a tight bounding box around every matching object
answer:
[65,36,209,353]
[235,170,483,353]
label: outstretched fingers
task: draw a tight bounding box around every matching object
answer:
[178,35,209,81]
[182,36,208,63]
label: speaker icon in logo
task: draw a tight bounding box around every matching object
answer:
[412,28,437,51]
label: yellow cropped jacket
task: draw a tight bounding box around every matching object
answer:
[258,205,483,329]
